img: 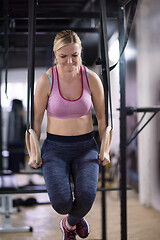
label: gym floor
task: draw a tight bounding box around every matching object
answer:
[0,174,160,240]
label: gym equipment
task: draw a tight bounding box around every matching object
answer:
[25,129,41,164]
[0,171,48,233]
[99,126,113,161]
[98,0,138,239]
[25,0,40,166]
[0,171,132,234]
[0,175,33,233]
[7,99,25,172]
[125,106,160,146]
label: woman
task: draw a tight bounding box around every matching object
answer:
[29,30,110,240]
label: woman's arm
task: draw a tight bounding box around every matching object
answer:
[28,72,51,168]
[33,73,50,138]
[88,69,110,166]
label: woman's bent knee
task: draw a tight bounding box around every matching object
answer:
[51,198,73,215]
[77,190,96,208]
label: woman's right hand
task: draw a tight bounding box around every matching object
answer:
[28,156,42,168]
[98,152,110,166]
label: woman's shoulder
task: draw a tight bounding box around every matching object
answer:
[46,66,54,75]
[83,67,102,93]
[82,65,98,80]
[86,68,101,84]
[35,68,52,95]
[40,66,55,82]
[82,65,98,77]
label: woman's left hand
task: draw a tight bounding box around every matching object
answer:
[28,156,42,169]
[98,152,110,166]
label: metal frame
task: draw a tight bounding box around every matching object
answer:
[126,106,160,146]
[99,1,127,240]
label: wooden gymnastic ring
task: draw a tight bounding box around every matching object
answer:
[25,129,41,164]
[99,126,113,161]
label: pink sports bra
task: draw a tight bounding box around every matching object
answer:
[47,65,92,119]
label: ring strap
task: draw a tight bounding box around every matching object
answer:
[99,126,113,161]
[25,129,41,164]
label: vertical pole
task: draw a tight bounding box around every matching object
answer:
[2,0,9,170]
[119,6,127,240]
[0,53,2,170]
[99,21,107,240]
[3,0,9,97]
[101,168,107,240]
[100,23,107,240]
[27,0,36,129]
[99,0,112,239]
[100,0,112,127]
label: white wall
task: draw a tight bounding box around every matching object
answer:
[1,68,46,109]
[136,0,160,211]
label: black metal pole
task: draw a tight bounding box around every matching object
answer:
[101,168,106,240]
[99,23,107,240]
[27,0,36,129]
[118,6,127,240]
[0,52,2,170]
[100,0,113,128]
[99,0,113,238]
[3,0,9,97]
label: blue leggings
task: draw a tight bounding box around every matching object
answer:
[41,131,99,226]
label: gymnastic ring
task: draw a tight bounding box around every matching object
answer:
[25,129,41,164]
[99,126,113,161]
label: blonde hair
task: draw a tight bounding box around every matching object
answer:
[53,30,82,52]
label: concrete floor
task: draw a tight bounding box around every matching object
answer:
[0,174,160,240]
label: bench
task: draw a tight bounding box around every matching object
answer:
[0,174,47,233]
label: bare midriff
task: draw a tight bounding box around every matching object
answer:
[47,112,93,136]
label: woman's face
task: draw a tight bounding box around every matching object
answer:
[55,43,81,72]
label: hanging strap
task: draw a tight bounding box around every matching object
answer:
[99,0,113,162]
[25,0,42,165]
[3,0,9,98]
[100,126,113,161]
[27,0,37,130]
[100,0,113,129]
[99,0,138,161]
[25,129,41,164]
[110,0,138,71]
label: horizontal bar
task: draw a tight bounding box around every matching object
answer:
[0,186,132,195]
[117,106,160,115]
[0,11,118,20]
[0,188,47,194]
[0,28,99,35]
[0,47,50,53]
[0,170,42,175]
[97,186,132,191]
[126,106,160,114]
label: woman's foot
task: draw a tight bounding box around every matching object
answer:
[76,218,90,238]
[60,217,76,240]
